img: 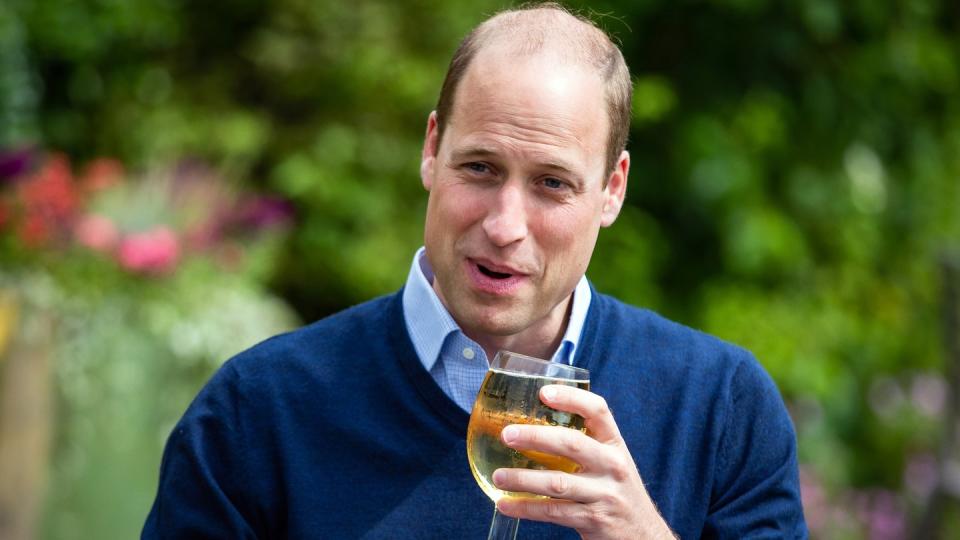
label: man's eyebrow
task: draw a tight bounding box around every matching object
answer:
[449,146,498,161]
[539,159,578,175]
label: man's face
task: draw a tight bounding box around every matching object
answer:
[420,49,628,343]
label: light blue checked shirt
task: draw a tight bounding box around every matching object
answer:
[401,247,591,412]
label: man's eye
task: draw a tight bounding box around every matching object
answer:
[542,177,566,190]
[465,162,490,174]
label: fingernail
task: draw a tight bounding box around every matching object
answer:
[493,469,506,486]
[502,425,518,443]
[542,386,557,401]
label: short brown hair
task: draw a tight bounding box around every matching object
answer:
[434,3,632,179]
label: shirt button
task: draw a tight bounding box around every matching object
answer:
[462,347,475,360]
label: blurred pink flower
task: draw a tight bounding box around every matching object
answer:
[75,214,119,253]
[854,489,906,540]
[80,158,124,193]
[15,153,80,247]
[18,213,53,247]
[3,152,290,279]
[234,196,294,231]
[799,465,827,533]
[905,453,939,499]
[910,374,947,417]
[117,226,180,275]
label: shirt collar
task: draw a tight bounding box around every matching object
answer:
[558,271,591,365]
[402,247,461,372]
[402,247,592,369]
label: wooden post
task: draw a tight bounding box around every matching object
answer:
[0,290,55,540]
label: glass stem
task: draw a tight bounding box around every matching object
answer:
[487,507,519,540]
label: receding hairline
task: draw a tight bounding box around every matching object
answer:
[467,6,620,73]
[434,3,633,179]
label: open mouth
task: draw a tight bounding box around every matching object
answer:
[477,264,513,280]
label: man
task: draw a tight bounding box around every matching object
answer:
[144,4,807,539]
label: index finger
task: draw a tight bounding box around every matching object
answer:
[540,385,622,444]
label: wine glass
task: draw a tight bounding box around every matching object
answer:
[467,351,590,540]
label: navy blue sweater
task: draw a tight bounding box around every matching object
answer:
[143,290,806,539]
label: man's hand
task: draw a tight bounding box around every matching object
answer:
[492,385,677,540]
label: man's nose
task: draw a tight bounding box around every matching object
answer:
[482,183,528,247]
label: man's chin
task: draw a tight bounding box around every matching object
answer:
[457,306,533,339]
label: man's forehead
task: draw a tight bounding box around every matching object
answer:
[464,46,604,100]
[444,49,607,152]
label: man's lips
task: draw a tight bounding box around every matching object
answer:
[469,258,526,277]
[465,258,528,295]
[478,265,511,279]
[467,257,526,278]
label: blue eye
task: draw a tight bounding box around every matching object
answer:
[543,177,565,190]
[466,162,490,174]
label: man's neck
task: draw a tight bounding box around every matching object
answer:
[462,295,573,363]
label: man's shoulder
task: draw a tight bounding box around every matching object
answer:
[594,293,752,361]
[593,294,778,396]
[172,292,405,441]
[222,292,401,382]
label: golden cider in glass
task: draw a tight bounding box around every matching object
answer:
[467,368,590,502]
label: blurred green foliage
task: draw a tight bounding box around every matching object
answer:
[9,263,297,540]
[2,0,960,538]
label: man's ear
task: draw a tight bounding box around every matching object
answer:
[420,111,439,191]
[600,150,629,227]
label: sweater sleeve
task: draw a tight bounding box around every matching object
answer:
[141,361,261,540]
[702,354,808,539]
